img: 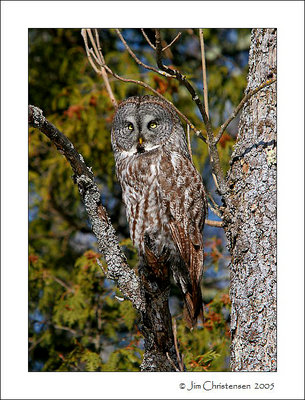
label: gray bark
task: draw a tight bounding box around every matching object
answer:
[225,29,277,371]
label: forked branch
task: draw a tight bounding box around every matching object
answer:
[115,29,173,78]
[81,28,206,143]
[162,32,182,52]
[81,29,117,108]
[199,29,209,118]
[140,29,182,52]
[141,29,156,50]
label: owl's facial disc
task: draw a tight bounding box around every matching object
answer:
[112,99,175,155]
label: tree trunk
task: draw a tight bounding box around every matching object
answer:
[225,29,277,371]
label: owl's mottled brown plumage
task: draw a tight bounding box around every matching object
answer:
[111,95,207,327]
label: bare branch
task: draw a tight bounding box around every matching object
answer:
[81,29,102,74]
[88,47,101,66]
[206,191,222,218]
[166,352,180,372]
[199,29,209,118]
[172,319,185,371]
[94,28,105,64]
[81,29,118,108]
[206,190,220,210]
[51,275,75,292]
[54,324,78,335]
[207,201,222,219]
[96,257,107,275]
[115,29,172,78]
[205,219,223,228]
[215,77,277,143]
[162,32,182,52]
[141,28,156,50]
[86,29,102,62]
[29,334,46,352]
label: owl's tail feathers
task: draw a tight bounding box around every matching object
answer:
[183,284,204,329]
[168,222,204,327]
[184,243,204,328]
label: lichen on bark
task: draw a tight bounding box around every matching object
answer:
[225,29,277,371]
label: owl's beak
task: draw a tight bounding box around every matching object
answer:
[136,137,145,154]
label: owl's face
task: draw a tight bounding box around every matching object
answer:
[111,96,182,155]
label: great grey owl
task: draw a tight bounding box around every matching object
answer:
[111,95,207,327]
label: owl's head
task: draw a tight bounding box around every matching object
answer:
[111,95,188,157]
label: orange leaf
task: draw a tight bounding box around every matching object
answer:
[218,132,232,148]
[29,254,39,263]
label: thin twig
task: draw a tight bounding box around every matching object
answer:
[141,28,156,50]
[206,190,220,210]
[29,334,46,352]
[90,29,118,108]
[162,32,182,52]
[82,32,103,75]
[205,219,223,228]
[206,191,222,218]
[54,324,77,335]
[172,319,184,371]
[114,295,125,302]
[94,28,106,64]
[166,352,180,372]
[207,201,222,219]
[94,28,104,64]
[89,48,101,66]
[51,275,75,292]
[115,29,172,78]
[215,77,277,143]
[96,257,107,275]
[199,29,209,118]
[81,29,118,108]
[86,29,101,59]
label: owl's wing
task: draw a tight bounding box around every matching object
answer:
[158,151,207,327]
[169,222,204,327]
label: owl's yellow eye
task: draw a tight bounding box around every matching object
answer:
[127,123,134,131]
[148,121,157,129]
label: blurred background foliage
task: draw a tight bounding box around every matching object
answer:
[29,28,250,372]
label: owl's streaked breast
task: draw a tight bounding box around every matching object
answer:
[116,149,174,256]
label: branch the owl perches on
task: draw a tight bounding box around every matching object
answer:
[29,104,182,371]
